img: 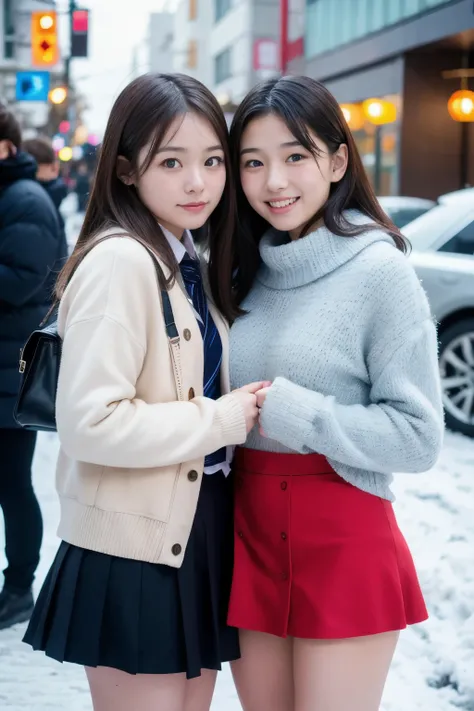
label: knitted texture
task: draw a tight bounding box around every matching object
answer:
[229,211,444,501]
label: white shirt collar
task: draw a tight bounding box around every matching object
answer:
[160,224,198,263]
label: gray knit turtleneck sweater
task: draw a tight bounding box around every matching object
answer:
[229,211,444,501]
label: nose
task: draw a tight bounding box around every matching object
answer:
[184,166,205,194]
[266,162,289,193]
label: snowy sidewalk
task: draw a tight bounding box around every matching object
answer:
[1,431,473,710]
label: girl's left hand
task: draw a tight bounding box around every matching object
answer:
[256,386,271,437]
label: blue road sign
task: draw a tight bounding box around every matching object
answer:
[16,71,50,102]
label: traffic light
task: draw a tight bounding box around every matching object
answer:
[71,10,89,58]
[31,11,59,66]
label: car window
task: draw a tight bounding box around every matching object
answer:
[439,220,474,255]
[403,203,464,250]
[387,207,431,229]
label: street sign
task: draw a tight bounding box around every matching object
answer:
[253,39,279,71]
[16,71,50,102]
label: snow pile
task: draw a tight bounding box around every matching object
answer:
[0,431,473,710]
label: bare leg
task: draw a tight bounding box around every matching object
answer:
[183,669,218,711]
[230,630,294,711]
[85,665,187,711]
[293,631,399,711]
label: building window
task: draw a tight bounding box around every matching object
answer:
[187,39,198,69]
[215,0,231,23]
[189,0,198,21]
[3,0,14,59]
[305,0,454,60]
[214,47,232,84]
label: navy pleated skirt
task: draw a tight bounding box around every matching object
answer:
[23,471,240,679]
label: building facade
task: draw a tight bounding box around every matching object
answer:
[0,0,63,131]
[172,0,283,108]
[290,0,474,199]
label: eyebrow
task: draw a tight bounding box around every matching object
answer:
[156,144,223,153]
[240,140,302,156]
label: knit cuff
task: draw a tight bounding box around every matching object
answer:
[261,376,324,451]
[214,393,248,447]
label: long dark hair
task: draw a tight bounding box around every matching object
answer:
[55,73,237,321]
[228,76,408,306]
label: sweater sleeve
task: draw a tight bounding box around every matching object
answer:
[260,318,444,473]
[56,244,247,469]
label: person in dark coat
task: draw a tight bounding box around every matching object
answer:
[0,104,63,630]
[23,136,69,262]
[74,161,90,212]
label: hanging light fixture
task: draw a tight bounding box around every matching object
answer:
[362,98,397,125]
[340,103,365,131]
[443,55,474,123]
[447,88,474,122]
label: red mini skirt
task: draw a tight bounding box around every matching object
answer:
[228,448,428,639]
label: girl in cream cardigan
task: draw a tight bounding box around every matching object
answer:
[23,73,267,711]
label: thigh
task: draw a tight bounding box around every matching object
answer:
[183,669,217,711]
[230,630,294,711]
[86,665,187,711]
[293,632,399,711]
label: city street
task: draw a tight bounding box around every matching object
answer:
[1,428,474,710]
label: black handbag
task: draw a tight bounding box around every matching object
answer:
[13,320,61,431]
[13,251,178,432]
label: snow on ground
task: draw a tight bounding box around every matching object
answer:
[1,430,473,710]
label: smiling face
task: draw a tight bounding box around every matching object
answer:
[119,111,227,239]
[239,113,348,239]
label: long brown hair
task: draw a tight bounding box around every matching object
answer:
[228,76,408,306]
[55,73,237,321]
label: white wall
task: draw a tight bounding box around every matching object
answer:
[210,0,252,102]
[172,0,213,88]
[149,13,174,74]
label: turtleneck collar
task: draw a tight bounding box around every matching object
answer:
[0,151,37,191]
[258,210,395,290]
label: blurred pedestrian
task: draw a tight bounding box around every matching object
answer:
[23,73,265,711]
[227,77,445,711]
[74,161,90,213]
[23,136,69,262]
[0,104,63,630]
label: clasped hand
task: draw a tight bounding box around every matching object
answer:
[232,381,272,435]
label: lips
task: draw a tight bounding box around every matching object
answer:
[179,202,208,212]
[265,197,301,215]
[267,197,299,208]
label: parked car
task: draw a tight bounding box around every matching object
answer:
[403,188,474,437]
[378,196,435,228]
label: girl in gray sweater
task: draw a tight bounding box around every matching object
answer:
[226,76,444,711]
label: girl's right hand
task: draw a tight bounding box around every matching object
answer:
[232,381,272,433]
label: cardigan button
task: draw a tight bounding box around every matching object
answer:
[188,387,195,400]
[280,481,287,491]
[187,469,198,482]
[183,329,192,341]
[172,544,182,556]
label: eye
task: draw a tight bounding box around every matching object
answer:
[287,153,305,163]
[243,159,263,168]
[162,158,180,169]
[205,156,224,167]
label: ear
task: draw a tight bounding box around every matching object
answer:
[330,143,348,184]
[0,139,17,160]
[116,155,134,185]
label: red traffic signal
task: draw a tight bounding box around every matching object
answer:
[71,9,89,58]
